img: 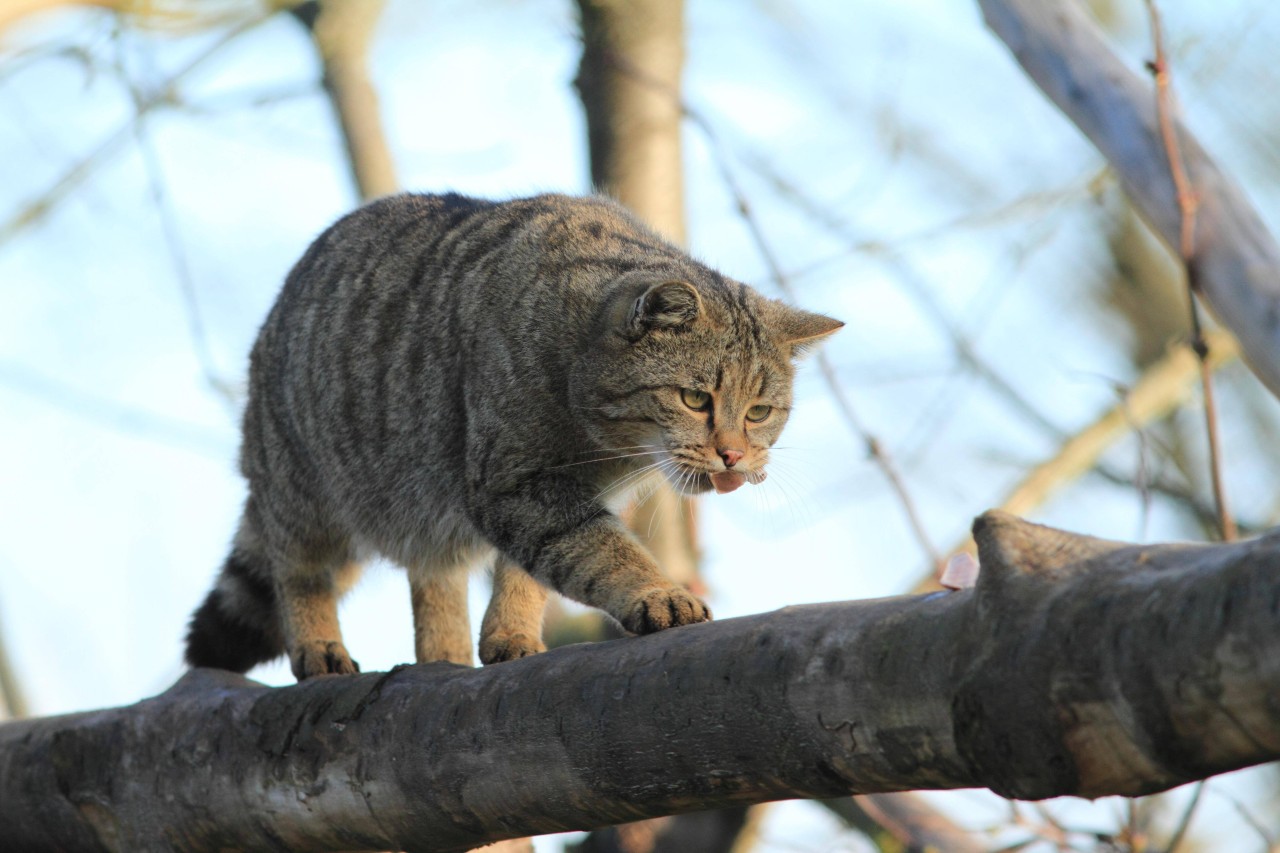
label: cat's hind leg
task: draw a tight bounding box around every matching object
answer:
[479,558,548,665]
[278,553,364,680]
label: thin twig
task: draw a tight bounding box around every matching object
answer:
[712,117,1097,446]
[0,599,28,719]
[1163,781,1205,853]
[1143,0,1236,542]
[113,21,238,410]
[912,330,1240,592]
[0,360,231,456]
[1210,786,1278,850]
[592,49,943,569]
[1091,461,1259,537]
[0,9,276,245]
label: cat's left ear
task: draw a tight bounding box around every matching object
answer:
[628,280,703,335]
[773,304,844,358]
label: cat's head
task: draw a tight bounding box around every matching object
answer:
[578,272,842,496]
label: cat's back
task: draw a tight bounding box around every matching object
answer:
[266,191,666,328]
[242,192,679,515]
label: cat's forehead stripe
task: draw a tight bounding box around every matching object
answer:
[728,280,765,352]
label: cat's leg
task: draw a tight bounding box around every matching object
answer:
[479,558,548,665]
[277,555,364,680]
[480,477,711,635]
[407,562,475,666]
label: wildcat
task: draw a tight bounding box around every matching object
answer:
[185,192,842,680]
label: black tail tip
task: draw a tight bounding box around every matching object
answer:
[184,590,282,674]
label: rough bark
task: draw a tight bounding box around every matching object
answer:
[978,0,1280,399]
[2,512,1277,852]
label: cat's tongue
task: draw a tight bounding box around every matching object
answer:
[709,471,746,494]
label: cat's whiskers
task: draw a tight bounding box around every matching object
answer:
[626,466,676,541]
[544,448,668,472]
[752,460,816,535]
[585,457,671,510]
[634,461,689,542]
[673,462,701,501]
[500,445,666,477]
[577,443,664,454]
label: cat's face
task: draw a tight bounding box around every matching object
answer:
[578,276,841,497]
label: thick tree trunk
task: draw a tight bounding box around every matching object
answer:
[575,0,686,240]
[573,0,703,597]
[2,512,1276,852]
[978,0,1280,399]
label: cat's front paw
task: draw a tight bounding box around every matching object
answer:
[479,631,547,665]
[290,640,360,680]
[622,587,712,634]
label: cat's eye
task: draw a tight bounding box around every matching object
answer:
[680,388,712,412]
[745,404,772,423]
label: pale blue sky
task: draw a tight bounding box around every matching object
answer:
[2,1,1278,849]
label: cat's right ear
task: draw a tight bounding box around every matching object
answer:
[626,280,703,337]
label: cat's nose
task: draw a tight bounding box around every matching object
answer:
[718,449,744,468]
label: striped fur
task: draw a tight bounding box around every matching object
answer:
[184,193,841,679]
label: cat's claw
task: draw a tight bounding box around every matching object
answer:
[622,587,712,634]
[291,640,360,680]
[479,631,547,665]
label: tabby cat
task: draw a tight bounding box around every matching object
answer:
[185,192,842,680]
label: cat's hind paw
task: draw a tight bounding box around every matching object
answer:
[479,631,547,665]
[290,640,360,680]
[622,587,712,634]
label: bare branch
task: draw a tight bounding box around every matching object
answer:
[291,0,397,201]
[0,9,277,245]
[821,792,987,853]
[0,0,117,32]
[1163,780,1204,853]
[0,360,231,456]
[3,513,1277,851]
[0,606,27,720]
[683,108,943,572]
[978,0,1280,399]
[915,330,1239,591]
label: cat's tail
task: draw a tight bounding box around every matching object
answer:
[184,533,284,673]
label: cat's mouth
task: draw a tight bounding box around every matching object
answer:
[668,465,767,496]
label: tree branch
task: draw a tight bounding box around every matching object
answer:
[978,0,1280,399]
[821,792,988,853]
[916,329,1240,592]
[291,0,397,201]
[2,512,1277,851]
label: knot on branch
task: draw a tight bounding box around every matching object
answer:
[971,510,1127,582]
